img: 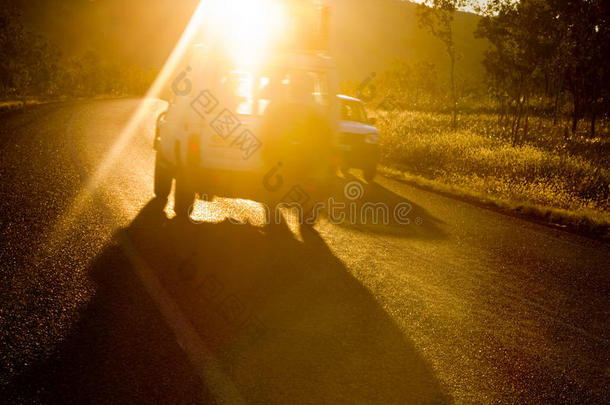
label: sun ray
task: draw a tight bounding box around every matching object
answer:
[38,2,208,254]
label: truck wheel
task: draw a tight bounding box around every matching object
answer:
[174,176,196,218]
[154,154,173,200]
[363,165,377,183]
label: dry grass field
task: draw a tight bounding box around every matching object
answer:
[376,110,610,237]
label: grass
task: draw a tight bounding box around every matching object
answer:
[375,110,610,240]
[0,99,66,114]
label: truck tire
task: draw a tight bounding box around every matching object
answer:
[154,154,173,200]
[174,176,196,218]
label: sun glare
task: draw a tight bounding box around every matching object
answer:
[201,0,288,67]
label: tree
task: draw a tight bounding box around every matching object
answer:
[0,4,26,98]
[477,0,610,140]
[0,4,62,102]
[477,0,562,144]
[555,0,610,136]
[416,0,462,129]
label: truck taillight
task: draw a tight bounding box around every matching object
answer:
[186,134,200,165]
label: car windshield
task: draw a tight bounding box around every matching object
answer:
[341,99,368,124]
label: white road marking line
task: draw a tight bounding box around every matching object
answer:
[118,231,246,404]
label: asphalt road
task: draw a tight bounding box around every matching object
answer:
[0,99,608,404]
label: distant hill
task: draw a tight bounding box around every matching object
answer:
[330,0,487,82]
[6,0,198,70]
[9,0,486,83]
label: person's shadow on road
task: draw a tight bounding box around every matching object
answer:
[7,199,451,404]
[119,200,450,403]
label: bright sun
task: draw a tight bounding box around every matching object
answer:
[200,0,288,67]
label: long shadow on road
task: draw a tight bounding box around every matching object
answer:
[331,174,447,240]
[119,200,450,403]
[4,198,450,403]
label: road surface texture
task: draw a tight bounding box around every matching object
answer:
[0,99,608,404]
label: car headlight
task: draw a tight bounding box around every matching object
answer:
[364,133,380,144]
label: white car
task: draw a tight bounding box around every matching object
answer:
[154,48,341,221]
[336,95,380,182]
